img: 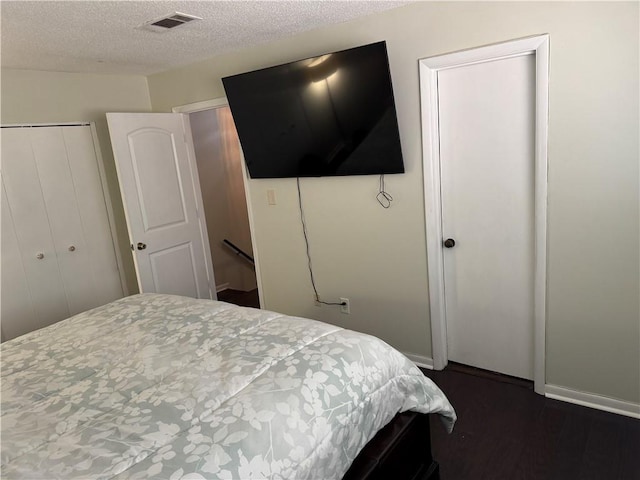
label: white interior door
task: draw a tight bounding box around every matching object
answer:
[1,129,70,330]
[438,54,535,380]
[29,127,111,315]
[107,113,215,299]
[1,124,125,340]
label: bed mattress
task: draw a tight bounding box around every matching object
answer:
[1,293,455,479]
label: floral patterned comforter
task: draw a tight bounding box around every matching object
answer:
[1,293,455,479]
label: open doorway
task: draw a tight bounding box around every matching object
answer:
[182,100,260,308]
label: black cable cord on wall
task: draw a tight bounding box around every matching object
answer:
[377,174,393,208]
[296,177,345,307]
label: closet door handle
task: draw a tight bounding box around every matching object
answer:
[68,245,76,252]
[36,252,44,260]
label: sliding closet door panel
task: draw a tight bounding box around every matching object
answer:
[1,181,39,340]
[1,128,69,330]
[30,127,95,315]
[63,126,123,305]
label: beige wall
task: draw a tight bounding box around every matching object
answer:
[1,69,152,293]
[147,1,639,404]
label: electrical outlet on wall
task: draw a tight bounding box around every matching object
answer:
[340,298,350,314]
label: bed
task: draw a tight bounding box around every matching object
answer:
[1,293,455,479]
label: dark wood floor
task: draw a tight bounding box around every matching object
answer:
[421,365,640,480]
[217,288,260,308]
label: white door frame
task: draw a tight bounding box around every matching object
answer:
[419,35,549,394]
[173,97,265,309]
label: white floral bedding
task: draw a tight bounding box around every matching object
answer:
[1,293,455,479]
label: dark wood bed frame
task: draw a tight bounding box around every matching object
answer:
[343,412,439,480]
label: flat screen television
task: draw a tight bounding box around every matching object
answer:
[222,41,405,179]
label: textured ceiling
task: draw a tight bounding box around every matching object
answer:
[1,1,408,76]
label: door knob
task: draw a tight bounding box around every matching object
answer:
[68,245,76,252]
[137,242,147,250]
[36,252,44,259]
[443,238,456,248]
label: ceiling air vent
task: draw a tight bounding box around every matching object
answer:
[140,12,202,32]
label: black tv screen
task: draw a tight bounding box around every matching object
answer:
[222,41,405,178]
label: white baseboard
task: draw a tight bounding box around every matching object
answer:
[403,352,434,370]
[545,384,640,419]
[216,283,230,293]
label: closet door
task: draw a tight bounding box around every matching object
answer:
[63,126,124,307]
[1,125,124,340]
[30,127,99,315]
[1,180,51,338]
[2,128,70,336]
